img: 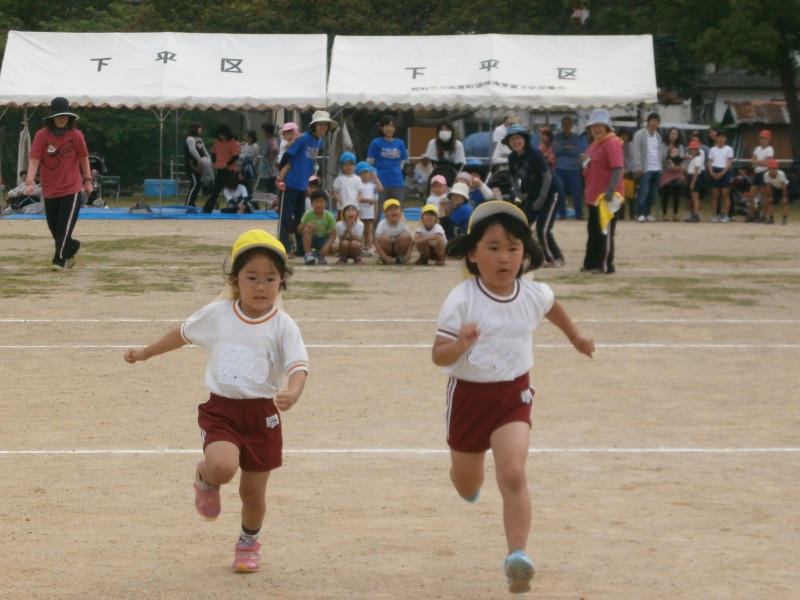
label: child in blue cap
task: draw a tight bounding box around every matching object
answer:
[355,161,382,255]
[332,151,363,219]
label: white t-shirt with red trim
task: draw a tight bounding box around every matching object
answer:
[436,277,554,382]
[181,300,308,399]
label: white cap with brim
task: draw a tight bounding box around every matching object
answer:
[467,200,528,233]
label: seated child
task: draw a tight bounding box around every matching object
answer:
[220,172,254,214]
[375,198,412,265]
[335,204,365,264]
[304,175,322,212]
[3,170,41,213]
[439,182,474,239]
[333,152,363,219]
[299,189,338,265]
[427,174,449,215]
[414,203,447,266]
[458,166,494,206]
[355,162,382,256]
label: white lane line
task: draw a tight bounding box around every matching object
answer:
[1,318,799,324]
[0,447,798,456]
[1,343,799,350]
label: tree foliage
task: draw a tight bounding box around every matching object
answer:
[1,0,797,185]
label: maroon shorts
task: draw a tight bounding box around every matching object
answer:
[198,393,283,472]
[446,374,534,453]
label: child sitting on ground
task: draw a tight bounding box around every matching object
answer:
[335,204,365,264]
[304,175,321,213]
[439,182,474,239]
[355,162,382,256]
[375,199,412,265]
[427,174,449,215]
[332,152,363,219]
[220,173,254,214]
[298,189,338,265]
[414,203,447,266]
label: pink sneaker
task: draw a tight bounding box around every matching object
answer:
[232,542,261,573]
[193,464,220,520]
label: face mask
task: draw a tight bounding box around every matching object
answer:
[438,130,452,142]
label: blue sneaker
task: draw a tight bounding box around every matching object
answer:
[504,549,534,593]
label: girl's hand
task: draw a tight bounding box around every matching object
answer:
[275,389,299,411]
[457,323,480,349]
[124,348,147,363]
[570,335,595,358]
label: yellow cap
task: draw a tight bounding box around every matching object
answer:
[231,229,287,264]
[421,204,439,215]
[383,198,401,211]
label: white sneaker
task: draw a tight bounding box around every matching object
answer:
[646,215,657,222]
[720,215,730,223]
[637,215,646,223]
[711,215,720,223]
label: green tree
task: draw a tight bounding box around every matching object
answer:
[690,0,800,158]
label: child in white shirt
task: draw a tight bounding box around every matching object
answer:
[355,162,382,255]
[335,204,365,264]
[427,174,449,215]
[414,203,447,266]
[332,152,363,219]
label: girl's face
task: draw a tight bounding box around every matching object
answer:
[668,128,679,143]
[421,212,438,228]
[384,206,401,223]
[342,161,355,175]
[430,181,445,196]
[282,130,296,141]
[468,223,523,296]
[358,171,371,183]
[53,116,69,128]
[508,134,526,154]
[314,123,330,137]
[232,253,283,319]
[343,206,358,223]
[382,122,396,139]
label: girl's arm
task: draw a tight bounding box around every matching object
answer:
[432,324,480,366]
[275,370,307,411]
[124,327,186,363]
[545,301,594,358]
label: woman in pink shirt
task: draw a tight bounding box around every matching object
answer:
[581,109,625,275]
[25,97,92,271]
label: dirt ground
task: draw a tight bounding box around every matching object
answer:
[1,212,799,600]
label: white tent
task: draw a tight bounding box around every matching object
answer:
[0,30,328,110]
[327,34,657,110]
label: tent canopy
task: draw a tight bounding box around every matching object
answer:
[0,31,328,110]
[327,34,657,111]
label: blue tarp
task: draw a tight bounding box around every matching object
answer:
[3,205,424,221]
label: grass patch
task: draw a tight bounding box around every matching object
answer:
[0,270,52,297]
[289,280,355,299]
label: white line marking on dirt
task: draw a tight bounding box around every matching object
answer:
[1,343,798,350]
[1,318,799,324]
[0,447,798,456]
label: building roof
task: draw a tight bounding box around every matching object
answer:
[699,67,782,90]
[724,101,790,125]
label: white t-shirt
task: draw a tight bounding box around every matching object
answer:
[752,145,774,173]
[426,193,448,215]
[764,169,788,188]
[415,222,446,241]
[424,139,466,165]
[708,145,734,169]
[336,219,365,241]
[687,155,705,177]
[375,218,410,240]
[646,133,661,171]
[181,300,308,399]
[333,173,364,211]
[436,277,555,382]
[223,184,249,205]
[359,181,378,220]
